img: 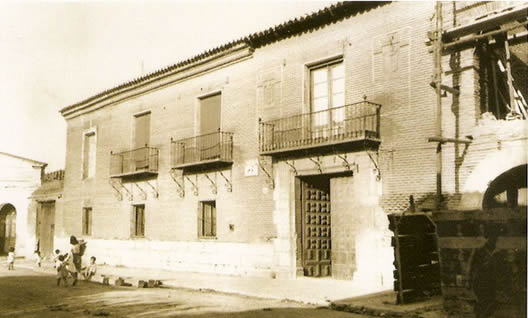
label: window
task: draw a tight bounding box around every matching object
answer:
[134,112,151,170]
[82,131,96,179]
[199,93,221,161]
[310,61,345,128]
[82,207,92,236]
[198,201,216,238]
[131,204,145,237]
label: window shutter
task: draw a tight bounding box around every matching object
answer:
[140,206,145,236]
[211,203,216,237]
[88,209,92,236]
[130,207,136,237]
[197,201,203,237]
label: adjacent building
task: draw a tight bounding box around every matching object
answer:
[28,170,65,259]
[57,1,527,295]
[0,152,47,257]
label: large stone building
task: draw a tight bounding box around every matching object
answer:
[57,1,527,295]
[0,152,47,257]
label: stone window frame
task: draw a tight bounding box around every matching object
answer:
[198,200,216,239]
[81,127,97,180]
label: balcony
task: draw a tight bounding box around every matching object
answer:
[171,131,233,170]
[110,147,159,178]
[259,101,381,155]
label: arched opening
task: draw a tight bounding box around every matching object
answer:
[482,164,527,209]
[0,203,17,255]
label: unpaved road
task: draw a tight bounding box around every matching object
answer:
[0,266,366,318]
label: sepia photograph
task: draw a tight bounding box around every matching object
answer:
[0,1,527,317]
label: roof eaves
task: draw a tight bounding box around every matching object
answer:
[0,151,47,167]
[61,1,389,116]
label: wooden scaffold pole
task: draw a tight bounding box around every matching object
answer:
[434,1,443,210]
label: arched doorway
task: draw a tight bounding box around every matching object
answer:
[483,164,527,209]
[0,203,16,255]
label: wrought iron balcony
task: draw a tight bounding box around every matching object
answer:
[110,147,159,178]
[259,101,381,155]
[171,131,233,169]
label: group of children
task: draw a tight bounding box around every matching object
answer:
[5,246,97,287]
[54,249,97,287]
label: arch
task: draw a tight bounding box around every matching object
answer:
[459,147,528,210]
[0,203,17,255]
[482,164,527,209]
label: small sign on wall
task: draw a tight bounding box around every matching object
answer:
[244,159,259,177]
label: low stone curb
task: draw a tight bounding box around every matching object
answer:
[329,302,444,318]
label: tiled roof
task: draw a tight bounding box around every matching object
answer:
[0,151,47,166]
[60,1,388,115]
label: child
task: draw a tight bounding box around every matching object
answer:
[82,256,97,281]
[34,251,42,267]
[7,247,15,270]
[53,249,61,268]
[56,255,69,287]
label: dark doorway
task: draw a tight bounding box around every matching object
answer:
[483,164,527,209]
[0,203,16,255]
[37,201,55,258]
[298,175,332,277]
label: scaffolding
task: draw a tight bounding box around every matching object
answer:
[429,2,528,209]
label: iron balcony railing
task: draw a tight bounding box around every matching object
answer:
[171,131,233,168]
[110,146,159,177]
[259,100,381,154]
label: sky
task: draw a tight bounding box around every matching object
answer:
[0,0,331,171]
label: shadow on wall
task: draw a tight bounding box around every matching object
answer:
[0,203,16,255]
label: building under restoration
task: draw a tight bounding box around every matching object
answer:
[55,1,527,295]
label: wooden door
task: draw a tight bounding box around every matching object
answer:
[37,202,55,258]
[301,176,332,277]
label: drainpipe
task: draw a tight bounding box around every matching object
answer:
[434,2,443,210]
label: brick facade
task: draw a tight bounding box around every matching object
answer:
[57,1,526,289]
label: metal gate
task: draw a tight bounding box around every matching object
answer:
[301,176,332,277]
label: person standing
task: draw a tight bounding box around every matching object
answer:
[7,247,15,270]
[68,235,83,285]
[34,251,42,267]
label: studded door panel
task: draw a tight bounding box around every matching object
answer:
[302,178,331,277]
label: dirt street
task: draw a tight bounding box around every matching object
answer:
[0,265,366,318]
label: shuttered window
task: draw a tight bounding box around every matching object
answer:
[200,93,221,135]
[134,112,151,171]
[82,207,92,236]
[132,204,145,237]
[134,112,151,148]
[198,201,216,238]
